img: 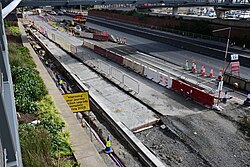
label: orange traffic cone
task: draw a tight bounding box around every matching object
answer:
[105,135,113,154]
[122,37,126,44]
[200,65,204,74]
[218,69,223,81]
[209,67,214,77]
[191,62,196,73]
[202,65,206,77]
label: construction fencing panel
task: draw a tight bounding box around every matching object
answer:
[106,50,124,65]
[172,79,214,106]
[94,45,106,56]
[110,67,123,83]
[123,75,139,94]
[99,61,110,75]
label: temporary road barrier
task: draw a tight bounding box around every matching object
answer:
[172,79,214,106]
[106,50,123,65]
[94,45,106,56]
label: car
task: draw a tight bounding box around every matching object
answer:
[50,11,57,15]
[74,25,82,32]
[239,12,250,19]
[57,11,64,15]
[207,12,216,17]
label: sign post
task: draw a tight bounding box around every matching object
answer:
[230,54,240,75]
[63,92,92,141]
[63,92,90,112]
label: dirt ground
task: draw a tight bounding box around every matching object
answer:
[136,103,250,167]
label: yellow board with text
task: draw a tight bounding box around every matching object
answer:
[63,92,90,112]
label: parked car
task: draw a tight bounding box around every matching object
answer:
[239,12,250,19]
[50,11,57,15]
[57,11,64,15]
[207,12,216,17]
[74,25,82,32]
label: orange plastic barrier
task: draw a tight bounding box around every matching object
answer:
[172,79,214,106]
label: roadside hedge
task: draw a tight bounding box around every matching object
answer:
[12,66,47,113]
[7,22,77,166]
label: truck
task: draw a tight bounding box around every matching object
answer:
[73,14,87,24]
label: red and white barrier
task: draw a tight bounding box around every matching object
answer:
[106,50,124,65]
[172,79,214,106]
[159,72,172,88]
[94,45,106,55]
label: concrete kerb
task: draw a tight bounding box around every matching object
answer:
[18,20,107,167]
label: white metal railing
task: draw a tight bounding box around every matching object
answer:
[0,2,23,167]
[2,0,22,19]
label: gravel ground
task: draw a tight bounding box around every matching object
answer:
[136,108,250,167]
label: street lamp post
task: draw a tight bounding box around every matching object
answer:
[212,27,231,111]
[212,27,231,74]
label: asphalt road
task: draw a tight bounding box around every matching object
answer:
[47,13,250,80]
[84,21,250,79]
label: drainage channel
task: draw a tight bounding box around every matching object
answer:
[27,28,166,167]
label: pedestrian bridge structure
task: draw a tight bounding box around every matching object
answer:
[5,0,250,7]
[15,0,250,18]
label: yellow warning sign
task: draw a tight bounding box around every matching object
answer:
[63,92,90,112]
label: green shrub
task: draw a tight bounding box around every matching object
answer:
[7,26,21,36]
[19,124,54,167]
[8,42,36,68]
[38,96,72,156]
[4,21,18,28]
[12,66,47,113]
